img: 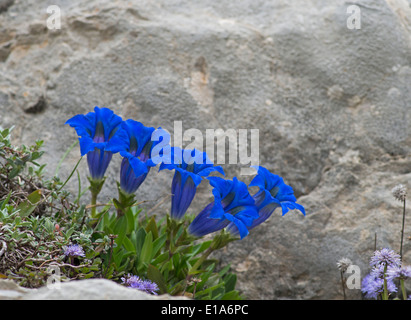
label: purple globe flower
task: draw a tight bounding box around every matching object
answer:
[369,248,401,268]
[361,272,397,300]
[121,274,159,295]
[63,244,86,258]
[386,265,411,280]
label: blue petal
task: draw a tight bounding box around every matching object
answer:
[170,171,197,219]
[209,186,226,219]
[175,167,203,187]
[122,151,149,177]
[86,148,113,180]
[158,147,224,178]
[197,165,225,177]
[280,201,306,216]
[248,202,279,230]
[93,107,123,142]
[66,107,122,143]
[249,166,305,219]
[107,119,155,156]
[249,166,282,192]
[65,114,95,138]
[225,177,255,211]
[224,213,249,239]
[78,136,98,156]
[119,157,149,194]
[207,177,255,219]
[188,202,229,237]
[105,125,130,154]
[207,176,232,199]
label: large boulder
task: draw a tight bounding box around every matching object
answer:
[0,0,410,299]
[0,278,187,300]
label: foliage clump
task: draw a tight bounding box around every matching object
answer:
[0,127,242,299]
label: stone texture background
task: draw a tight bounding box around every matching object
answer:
[0,0,410,299]
[0,278,188,300]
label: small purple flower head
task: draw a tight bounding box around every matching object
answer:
[361,272,397,300]
[121,274,159,295]
[386,265,411,280]
[63,244,85,258]
[369,248,401,268]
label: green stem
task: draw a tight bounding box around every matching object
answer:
[400,199,406,262]
[383,264,388,300]
[113,183,136,218]
[91,190,98,218]
[401,279,407,300]
[189,247,214,275]
[57,157,82,192]
[88,177,106,220]
[340,271,346,300]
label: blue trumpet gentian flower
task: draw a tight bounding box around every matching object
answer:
[65,107,123,180]
[106,119,169,195]
[188,176,258,239]
[244,166,305,231]
[158,147,224,220]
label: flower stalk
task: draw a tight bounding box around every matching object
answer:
[400,198,406,262]
[188,230,235,275]
[113,182,137,218]
[382,264,388,300]
[400,279,407,300]
[88,177,106,220]
[392,184,407,262]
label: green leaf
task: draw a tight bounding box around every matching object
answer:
[221,290,242,300]
[123,236,136,253]
[0,191,11,210]
[145,216,159,239]
[147,264,168,294]
[43,217,55,234]
[135,227,147,256]
[17,190,42,218]
[65,226,75,240]
[152,234,167,258]
[223,273,237,292]
[191,240,212,257]
[195,282,225,299]
[113,216,127,247]
[151,251,169,265]
[125,208,136,234]
[139,232,153,266]
[218,264,231,277]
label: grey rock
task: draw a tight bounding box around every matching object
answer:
[0,279,188,300]
[0,0,410,299]
[0,0,14,13]
[0,279,30,300]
